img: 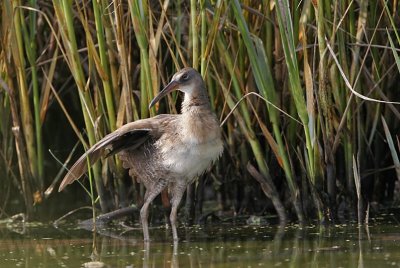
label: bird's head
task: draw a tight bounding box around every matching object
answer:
[149,67,204,109]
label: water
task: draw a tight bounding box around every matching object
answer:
[1,218,400,268]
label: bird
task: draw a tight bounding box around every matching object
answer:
[58,67,223,241]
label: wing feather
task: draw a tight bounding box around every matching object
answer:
[58,114,176,192]
[58,129,150,192]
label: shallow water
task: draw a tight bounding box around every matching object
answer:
[1,219,400,267]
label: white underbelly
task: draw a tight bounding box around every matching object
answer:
[162,140,223,178]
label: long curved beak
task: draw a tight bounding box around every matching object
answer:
[149,80,179,109]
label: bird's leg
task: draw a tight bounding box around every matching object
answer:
[141,180,167,241]
[169,181,187,242]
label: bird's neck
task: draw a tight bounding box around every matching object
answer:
[180,89,220,143]
[181,89,211,115]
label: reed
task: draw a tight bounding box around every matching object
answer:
[1,0,400,224]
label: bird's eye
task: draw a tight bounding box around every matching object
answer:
[181,73,189,81]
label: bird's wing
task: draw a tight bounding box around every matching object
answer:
[58,115,174,192]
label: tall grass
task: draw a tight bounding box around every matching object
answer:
[1,0,400,223]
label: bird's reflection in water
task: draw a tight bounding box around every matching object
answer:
[78,223,380,268]
[172,240,179,268]
[142,240,179,268]
[143,241,150,268]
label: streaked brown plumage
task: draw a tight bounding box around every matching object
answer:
[58,67,223,241]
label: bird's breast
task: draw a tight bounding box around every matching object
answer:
[157,132,223,179]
